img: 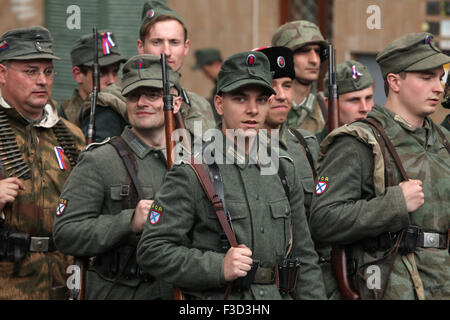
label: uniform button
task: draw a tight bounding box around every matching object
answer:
[255,194,259,200]
[259,289,265,296]
[154,153,160,158]
[260,227,264,233]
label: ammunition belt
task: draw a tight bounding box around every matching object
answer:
[0,109,31,179]
[52,120,79,167]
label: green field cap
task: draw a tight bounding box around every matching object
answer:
[0,26,59,61]
[323,60,373,97]
[193,47,222,70]
[70,30,126,67]
[121,54,179,96]
[216,51,275,95]
[376,32,450,78]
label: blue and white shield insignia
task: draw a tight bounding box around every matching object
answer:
[315,181,328,195]
[149,209,161,225]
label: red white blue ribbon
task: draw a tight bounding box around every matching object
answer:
[102,32,115,55]
[352,65,363,80]
[54,146,66,170]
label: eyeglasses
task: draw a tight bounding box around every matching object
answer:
[7,66,56,81]
[126,89,172,102]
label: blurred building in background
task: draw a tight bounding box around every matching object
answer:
[0,0,448,123]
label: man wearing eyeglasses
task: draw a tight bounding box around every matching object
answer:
[0,26,85,299]
[53,54,180,300]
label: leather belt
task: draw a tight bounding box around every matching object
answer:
[417,231,448,249]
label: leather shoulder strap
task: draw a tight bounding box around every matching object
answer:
[108,137,144,201]
[187,160,238,248]
[434,123,450,155]
[360,118,409,183]
[288,127,317,179]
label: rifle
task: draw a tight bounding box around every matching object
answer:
[161,53,176,168]
[327,43,360,300]
[442,69,450,109]
[86,26,100,145]
[71,26,99,300]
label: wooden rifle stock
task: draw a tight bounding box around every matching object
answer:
[327,44,360,300]
[160,54,183,300]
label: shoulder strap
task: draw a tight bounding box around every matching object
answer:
[360,118,409,183]
[288,127,317,179]
[108,137,144,201]
[434,123,450,154]
[187,160,238,248]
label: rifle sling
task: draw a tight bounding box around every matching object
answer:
[288,128,317,179]
[108,137,144,201]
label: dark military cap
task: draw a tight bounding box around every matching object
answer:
[141,0,184,29]
[253,46,295,80]
[193,47,222,70]
[323,60,374,97]
[70,31,126,67]
[272,20,328,52]
[0,26,59,61]
[121,54,180,96]
[216,51,275,95]
[376,33,450,79]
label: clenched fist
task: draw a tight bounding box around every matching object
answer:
[399,179,424,213]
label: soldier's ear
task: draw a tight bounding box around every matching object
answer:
[214,94,224,116]
[137,39,145,55]
[386,73,401,94]
[72,66,83,84]
[173,95,182,114]
[0,63,7,85]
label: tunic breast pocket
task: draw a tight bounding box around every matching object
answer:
[208,200,250,244]
[268,198,291,256]
[110,185,154,211]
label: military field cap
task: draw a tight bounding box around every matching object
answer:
[193,47,222,70]
[141,0,185,29]
[376,32,450,79]
[216,51,275,95]
[0,26,59,61]
[253,46,295,80]
[121,54,180,96]
[323,60,374,97]
[70,31,126,67]
[272,20,328,52]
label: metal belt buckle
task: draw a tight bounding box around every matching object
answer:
[29,237,49,252]
[423,232,440,248]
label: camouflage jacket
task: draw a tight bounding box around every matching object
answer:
[310,104,450,300]
[0,97,85,299]
[287,89,326,135]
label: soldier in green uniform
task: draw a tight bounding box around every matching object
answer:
[138,0,216,134]
[272,20,328,135]
[59,31,127,142]
[53,54,182,299]
[316,60,375,142]
[136,50,326,300]
[256,45,341,299]
[192,47,223,124]
[310,33,450,299]
[0,26,85,299]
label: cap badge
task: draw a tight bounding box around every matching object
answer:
[247,54,256,66]
[277,56,286,68]
[102,32,116,55]
[146,9,155,19]
[0,41,9,52]
[425,34,432,44]
[352,65,363,80]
